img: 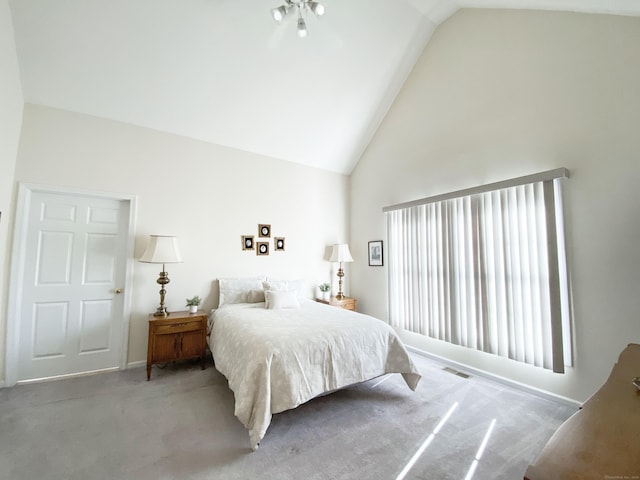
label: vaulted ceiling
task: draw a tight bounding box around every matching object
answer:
[9,0,640,174]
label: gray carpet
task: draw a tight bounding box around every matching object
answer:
[0,353,575,480]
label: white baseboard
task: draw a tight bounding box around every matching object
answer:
[407,345,582,409]
[15,367,120,385]
[3,362,146,387]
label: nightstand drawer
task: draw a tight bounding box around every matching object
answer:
[316,297,357,312]
[155,320,202,334]
[337,297,356,311]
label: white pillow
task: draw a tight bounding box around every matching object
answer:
[262,278,307,298]
[218,277,265,306]
[247,289,265,303]
[265,290,300,310]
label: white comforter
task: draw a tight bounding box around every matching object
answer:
[210,299,421,449]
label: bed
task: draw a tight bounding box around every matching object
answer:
[209,278,421,450]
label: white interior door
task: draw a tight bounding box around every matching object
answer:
[15,190,131,381]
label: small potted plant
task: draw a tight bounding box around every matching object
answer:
[319,283,331,301]
[185,295,202,314]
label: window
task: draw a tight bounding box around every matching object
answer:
[384,169,571,373]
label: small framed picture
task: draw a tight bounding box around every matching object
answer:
[256,241,269,256]
[242,235,254,250]
[258,224,271,238]
[368,240,383,266]
[274,237,285,251]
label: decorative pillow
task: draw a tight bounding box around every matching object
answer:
[247,289,265,303]
[265,290,300,310]
[218,277,265,306]
[262,278,307,298]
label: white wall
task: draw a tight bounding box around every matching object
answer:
[351,9,640,402]
[7,104,350,371]
[0,0,24,385]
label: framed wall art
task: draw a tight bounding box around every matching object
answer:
[242,235,254,250]
[258,224,271,238]
[256,241,269,256]
[368,240,383,266]
[274,237,285,251]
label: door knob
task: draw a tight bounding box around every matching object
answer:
[114,288,123,294]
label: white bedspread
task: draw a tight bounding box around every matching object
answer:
[210,299,421,449]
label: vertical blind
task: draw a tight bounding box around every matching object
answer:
[384,169,571,373]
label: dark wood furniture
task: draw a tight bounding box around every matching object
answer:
[146,310,208,380]
[524,343,640,480]
[316,296,357,312]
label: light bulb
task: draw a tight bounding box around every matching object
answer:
[271,5,287,22]
[309,2,325,16]
[297,17,307,37]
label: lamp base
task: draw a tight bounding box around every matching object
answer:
[153,306,169,317]
[336,265,346,301]
[153,267,170,317]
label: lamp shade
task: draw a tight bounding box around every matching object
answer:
[329,244,353,263]
[139,235,183,264]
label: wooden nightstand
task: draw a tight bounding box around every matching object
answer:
[316,296,357,312]
[146,310,208,380]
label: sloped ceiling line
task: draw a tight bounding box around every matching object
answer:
[8,0,640,174]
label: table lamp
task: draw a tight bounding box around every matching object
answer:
[329,243,353,300]
[139,235,183,316]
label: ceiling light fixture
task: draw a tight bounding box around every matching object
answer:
[271,0,325,38]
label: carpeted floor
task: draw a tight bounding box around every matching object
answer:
[0,352,576,480]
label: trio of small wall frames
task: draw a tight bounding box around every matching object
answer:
[242,224,285,256]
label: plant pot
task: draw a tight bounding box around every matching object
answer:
[189,305,198,314]
[322,291,330,301]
